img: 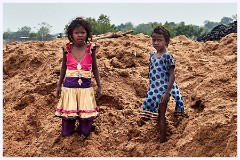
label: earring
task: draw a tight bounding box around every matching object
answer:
[70,36,74,42]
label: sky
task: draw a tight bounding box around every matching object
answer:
[2,0,238,34]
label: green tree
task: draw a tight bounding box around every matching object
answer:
[134,23,153,35]
[175,22,187,36]
[18,26,31,36]
[220,17,233,25]
[163,21,176,38]
[174,22,204,39]
[37,22,52,40]
[86,17,98,34]
[117,22,134,32]
[3,29,14,40]
[29,32,38,40]
[191,26,207,39]
[87,15,116,35]
[203,20,219,32]
[95,14,117,34]
[149,22,161,32]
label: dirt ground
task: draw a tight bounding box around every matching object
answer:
[3,32,237,157]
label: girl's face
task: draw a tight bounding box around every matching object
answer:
[151,33,166,51]
[72,26,87,45]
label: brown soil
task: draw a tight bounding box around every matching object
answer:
[3,32,237,157]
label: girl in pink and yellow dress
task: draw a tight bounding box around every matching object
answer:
[55,17,101,140]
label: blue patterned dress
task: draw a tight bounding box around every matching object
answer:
[141,51,185,119]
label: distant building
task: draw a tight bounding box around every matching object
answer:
[20,36,29,41]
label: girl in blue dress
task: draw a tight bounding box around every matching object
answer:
[141,26,185,143]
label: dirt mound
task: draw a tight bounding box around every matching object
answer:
[3,32,237,157]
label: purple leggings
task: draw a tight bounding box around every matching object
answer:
[61,117,94,137]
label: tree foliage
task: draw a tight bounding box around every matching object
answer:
[87,14,117,35]
[3,22,54,42]
[220,17,234,25]
[37,22,52,40]
[134,23,154,35]
[3,14,236,42]
[18,26,31,36]
[117,22,134,32]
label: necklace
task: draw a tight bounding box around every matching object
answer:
[77,63,82,85]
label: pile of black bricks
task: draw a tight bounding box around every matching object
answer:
[197,21,237,42]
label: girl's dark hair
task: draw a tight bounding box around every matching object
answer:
[152,26,170,46]
[66,17,92,43]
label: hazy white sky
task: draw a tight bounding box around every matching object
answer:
[3,0,238,34]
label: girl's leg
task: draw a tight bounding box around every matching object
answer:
[79,117,94,138]
[61,118,76,136]
[158,103,167,143]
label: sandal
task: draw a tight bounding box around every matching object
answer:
[79,134,87,141]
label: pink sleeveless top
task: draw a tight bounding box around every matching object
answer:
[65,43,92,71]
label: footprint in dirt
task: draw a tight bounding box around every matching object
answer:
[96,94,124,110]
[172,116,185,127]
[33,83,56,96]
[127,129,141,141]
[172,110,189,127]
[190,99,205,111]
[52,135,62,145]
[14,95,35,110]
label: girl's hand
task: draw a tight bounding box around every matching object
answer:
[160,93,170,104]
[96,87,102,99]
[56,86,62,98]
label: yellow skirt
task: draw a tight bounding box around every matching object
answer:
[55,87,98,119]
